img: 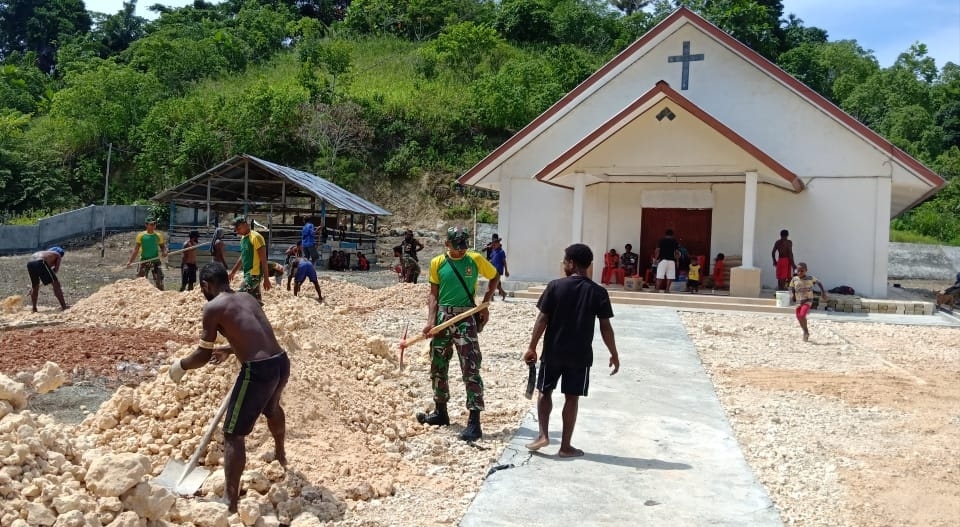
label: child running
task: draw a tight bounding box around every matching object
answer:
[789,262,827,342]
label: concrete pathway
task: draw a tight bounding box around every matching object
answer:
[461,305,782,527]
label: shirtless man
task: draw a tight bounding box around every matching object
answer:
[771,229,796,290]
[168,262,289,513]
[27,247,68,312]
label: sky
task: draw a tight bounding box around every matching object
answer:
[84,0,960,68]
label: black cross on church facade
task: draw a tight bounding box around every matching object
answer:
[667,41,704,90]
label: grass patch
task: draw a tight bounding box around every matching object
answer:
[890,229,946,245]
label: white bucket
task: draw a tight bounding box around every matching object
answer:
[775,290,791,307]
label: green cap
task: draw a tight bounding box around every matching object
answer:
[446,226,470,250]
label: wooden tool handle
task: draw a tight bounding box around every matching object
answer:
[129,243,208,266]
[400,302,491,349]
[177,391,231,486]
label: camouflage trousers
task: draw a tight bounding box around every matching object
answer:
[430,308,484,411]
[137,260,164,289]
[239,273,263,302]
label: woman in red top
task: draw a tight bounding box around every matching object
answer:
[601,249,625,285]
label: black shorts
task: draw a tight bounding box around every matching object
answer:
[27,260,57,287]
[536,361,590,397]
[223,352,290,436]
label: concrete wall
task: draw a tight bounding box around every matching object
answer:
[888,243,960,280]
[0,205,149,255]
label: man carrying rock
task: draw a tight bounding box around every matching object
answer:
[27,246,68,312]
[167,262,289,514]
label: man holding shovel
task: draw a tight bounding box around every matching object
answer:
[416,226,499,441]
[127,217,168,290]
[167,262,290,513]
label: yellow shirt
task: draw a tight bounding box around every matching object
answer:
[688,263,700,281]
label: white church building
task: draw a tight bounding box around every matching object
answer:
[458,7,944,298]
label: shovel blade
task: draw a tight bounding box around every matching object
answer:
[154,460,211,496]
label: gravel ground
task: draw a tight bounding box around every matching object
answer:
[0,235,958,526]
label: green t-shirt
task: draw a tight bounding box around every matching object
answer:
[136,231,164,260]
[240,230,265,276]
[428,251,498,306]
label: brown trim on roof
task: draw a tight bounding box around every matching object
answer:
[457,9,693,186]
[459,6,944,193]
[537,81,802,192]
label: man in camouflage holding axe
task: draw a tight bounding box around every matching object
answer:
[416,226,500,441]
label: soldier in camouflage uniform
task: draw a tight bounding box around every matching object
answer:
[416,227,500,441]
[400,229,423,283]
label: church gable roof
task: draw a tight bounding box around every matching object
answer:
[459,6,944,209]
[536,80,803,191]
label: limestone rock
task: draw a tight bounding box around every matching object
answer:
[0,400,12,420]
[85,453,150,497]
[52,492,95,514]
[0,374,27,410]
[289,512,322,527]
[200,468,226,496]
[241,470,270,494]
[33,362,65,394]
[26,502,57,526]
[52,510,85,527]
[237,497,261,526]
[121,482,176,520]
[190,501,230,527]
[254,515,280,527]
[104,511,145,527]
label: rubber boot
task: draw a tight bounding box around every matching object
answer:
[416,403,449,426]
[459,410,482,441]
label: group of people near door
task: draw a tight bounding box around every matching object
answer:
[601,229,726,292]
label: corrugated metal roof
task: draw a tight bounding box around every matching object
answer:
[247,156,391,216]
[152,154,391,216]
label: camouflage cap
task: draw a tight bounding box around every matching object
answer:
[231,216,248,227]
[446,226,470,250]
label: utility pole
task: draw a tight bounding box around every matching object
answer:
[100,143,112,258]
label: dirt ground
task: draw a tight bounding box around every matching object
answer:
[0,235,958,526]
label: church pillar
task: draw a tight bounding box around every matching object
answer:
[730,171,762,297]
[741,171,758,268]
[871,176,892,298]
[571,175,586,243]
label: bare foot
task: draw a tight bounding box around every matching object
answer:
[802,332,809,342]
[557,447,584,458]
[525,437,550,451]
[276,452,288,468]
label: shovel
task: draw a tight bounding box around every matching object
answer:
[398,302,491,370]
[155,391,231,495]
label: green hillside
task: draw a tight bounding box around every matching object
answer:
[0,0,958,241]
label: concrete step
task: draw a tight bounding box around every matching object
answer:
[514,287,795,314]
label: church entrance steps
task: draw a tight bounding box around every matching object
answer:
[511,286,936,316]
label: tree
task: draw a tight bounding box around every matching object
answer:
[428,22,508,79]
[0,0,92,73]
[495,0,552,45]
[297,100,373,186]
[90,0,147,56]
[609,0,651,16]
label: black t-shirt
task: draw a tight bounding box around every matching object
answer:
[536,275,614,368]
[657,237,678,261]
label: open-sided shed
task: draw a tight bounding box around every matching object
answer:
[152,154,391,263]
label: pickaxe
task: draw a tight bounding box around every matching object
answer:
[398,302,491,370]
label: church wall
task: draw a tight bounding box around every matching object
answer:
[711,184,745,260]
[583,183,611,282]
[607,184,645,252]
[754,178,886,297]
[504,178,572,283]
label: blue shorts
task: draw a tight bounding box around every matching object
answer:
[295,261,317,284]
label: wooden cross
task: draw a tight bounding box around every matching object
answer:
[667,41,704,90]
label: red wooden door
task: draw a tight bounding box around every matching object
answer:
[639,209,713,275]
